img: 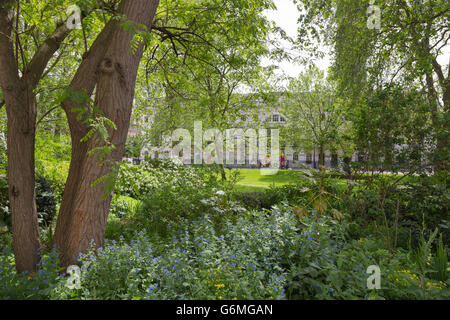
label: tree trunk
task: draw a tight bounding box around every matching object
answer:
[54,0,160,267]
[6,87,40,273]
[0,4,40,273]
[343,156,351,175]
[219,163,227,180]
[319,145,325,167]
[331,152,338,168]
[1,1,87,273]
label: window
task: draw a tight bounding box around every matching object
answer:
[271,114,286,123]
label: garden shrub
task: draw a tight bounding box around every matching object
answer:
[114,159,241,239]
[0,175,57,230]
[0,204,448,300]
[110,195,142,220]
[233,190,282,210]
[0,246,64,300]
[36,176,57,228]
[35,134,70,201]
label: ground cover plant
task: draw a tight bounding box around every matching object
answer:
[0,159,448,300]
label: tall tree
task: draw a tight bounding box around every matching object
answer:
[0,0,77,272]
[285,65,350,167]
[0,0,160,271]
[1,0,279,270]
[295,0,449,171]
[54,0,160,267]
[133,0,277,177]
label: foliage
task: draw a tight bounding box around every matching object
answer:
[124,135,146,159]
[0,175,57,231]
[1,203,448,300]
[353,84,434,173]
[114,160,243,240]
[35,134,71,201]
[285,64,352,159]
[0,246,64,300]
[294,0,449,171]
[35,176,57,228]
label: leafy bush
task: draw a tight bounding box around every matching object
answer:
[397,177,449,245]
[105,195,143,241]
[0,246,64,300]
[114,163,161,199]
[0,175,57,230]
[35,134,70,201]
[0,204,448,300]
[114,160,242,239]
[36,176,57,228]
[110,195,142,220]
[124,135,145,159]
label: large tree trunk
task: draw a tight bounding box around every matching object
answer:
[6,88,40,273]
[1,1,95,273]
[54,0,160,267]
[0,4,40,273]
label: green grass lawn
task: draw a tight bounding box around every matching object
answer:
[223,168,412,193]
[225,168,304,192]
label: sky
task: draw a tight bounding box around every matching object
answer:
[262,0,331,80]
[262,0,449,81]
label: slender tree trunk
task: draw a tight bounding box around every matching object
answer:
[319,145,325,167]
[219,163,227,180]
[343,156,351,175]
[331,152,338,168]
[54,0,160,267]
[313,149,317,169]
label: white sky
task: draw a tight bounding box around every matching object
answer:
[262,0,331,80]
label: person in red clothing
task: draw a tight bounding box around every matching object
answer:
[280,154,286,169]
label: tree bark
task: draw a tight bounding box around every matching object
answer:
[54,0,160,267]
[6,88,41,272]
[319,145,325,167]
[0,1,80,272]
[219,163,227,180]
[0,3,40,273]
[331,152,338,168]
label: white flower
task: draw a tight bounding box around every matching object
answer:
[216,190,226,196]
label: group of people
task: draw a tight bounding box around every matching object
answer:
[257,154,288,169]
